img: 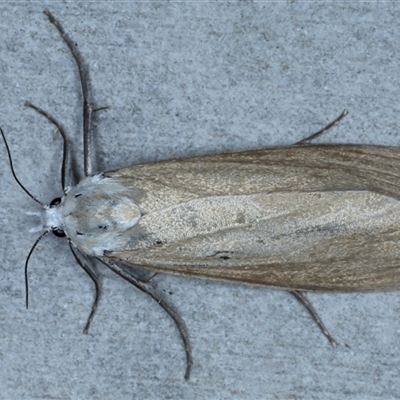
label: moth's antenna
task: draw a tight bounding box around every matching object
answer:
[25,102,69,193]
[1,111,68,310]
[97,258,193,380]
[43,9,92,177]
[25,231,49,308]
[0,127,45,206]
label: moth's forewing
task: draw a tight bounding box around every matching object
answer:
[105,145,400,292]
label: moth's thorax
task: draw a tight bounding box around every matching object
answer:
[42,204,63,232]
[46,174,142,256]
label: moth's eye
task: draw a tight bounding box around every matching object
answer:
[51,228,66,238]
[50,197,62,207]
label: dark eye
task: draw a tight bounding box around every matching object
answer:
[50,197,62,207]
[52,228,66,237]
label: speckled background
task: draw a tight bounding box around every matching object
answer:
[1,2,400,399]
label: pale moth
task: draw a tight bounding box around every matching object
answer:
[3,10,400,379]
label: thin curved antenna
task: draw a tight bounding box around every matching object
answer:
[97,257,192,380]
[44,9,92,177]
[69,241,101,334]
[25,230,49,308]
[25,102,69,193]
[0,127,45,206]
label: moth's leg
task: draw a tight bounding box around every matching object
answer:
[116,264,158,284]
[93,106,110,114]
[139,273,158,283]
[295,110,348,145]
[24,102,69,194]
[69,242,101,334]
[289,290,338,346]
[44,10,93,177]
[97,258,192,380]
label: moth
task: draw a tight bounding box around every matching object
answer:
[3,10,400,380]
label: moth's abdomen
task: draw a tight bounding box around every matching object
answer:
[61,174,141,256]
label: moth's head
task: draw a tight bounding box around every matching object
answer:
[41,196,67,238]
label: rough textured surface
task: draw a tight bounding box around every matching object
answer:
[1,3,400,399]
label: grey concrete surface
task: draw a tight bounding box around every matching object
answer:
[1,2,400,399]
